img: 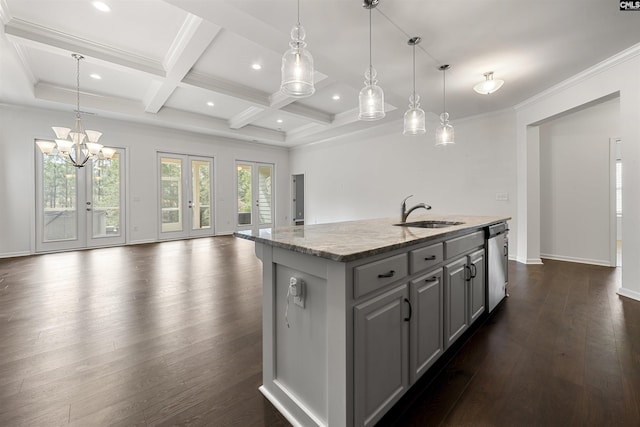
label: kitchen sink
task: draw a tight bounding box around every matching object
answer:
[394,220,464,228]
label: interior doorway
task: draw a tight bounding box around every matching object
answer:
[236,161,274,231]
[292,173,305,225]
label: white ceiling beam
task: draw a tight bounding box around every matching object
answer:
[34,81,285,144]
[144,14,222,113]
[4,18,165,77]
[228,106,266,129]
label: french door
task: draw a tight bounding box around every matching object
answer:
[236,161,274,231]
[35,148,126,252]
[158,153,214,240]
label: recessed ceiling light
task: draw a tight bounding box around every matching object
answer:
[332,94,341,100]
[206,101,215,107]
[276,119,283,123]
[252,63,262,70]
[92,1,111,12]
[90,73,102,80]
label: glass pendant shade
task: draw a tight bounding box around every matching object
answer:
[473,71,504,94]
[403,95,425,135]
[281,24,315,98]
[36,140,56,155]
[359,66,385,121]
[436,113,455,146]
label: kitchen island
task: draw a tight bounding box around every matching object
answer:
[235,214,510,427]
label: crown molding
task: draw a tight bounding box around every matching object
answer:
[515,42,640,111]
[4,18,165,77]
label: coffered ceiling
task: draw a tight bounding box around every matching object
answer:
[1,0,639,147]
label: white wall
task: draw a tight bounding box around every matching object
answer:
[0,104,290,257]
[290,109,518,253]
[539,97,620,266]
[516,45,640,301]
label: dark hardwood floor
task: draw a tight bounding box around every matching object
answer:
[1,237,639,426]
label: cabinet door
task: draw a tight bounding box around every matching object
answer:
[444,257,468,349]
[410,269,443,384]
[469,249,486,324]
[354,284,409,427]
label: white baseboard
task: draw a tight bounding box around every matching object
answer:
[516,256,543,265]
[617,287,640,302]
[540,253,613,267]
[0,250,31,259]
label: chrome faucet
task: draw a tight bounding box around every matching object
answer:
[401,195,432,223]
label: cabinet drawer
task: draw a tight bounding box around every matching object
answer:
[410,243,443,274]
[444,230,484,259]
[354,253,408,299]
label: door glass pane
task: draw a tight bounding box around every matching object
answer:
[92,153,121,238]
[258,165,273,225]
[161,157,183,232]
[42,155,77,242]
[191,160,211,230]
[237,163,252,225]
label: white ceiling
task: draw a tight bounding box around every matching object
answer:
[1,0,640,148]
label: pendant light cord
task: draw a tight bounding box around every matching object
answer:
[297,0,300,26]
[442,68,446,114]
[76,55,81,119]
[412,43,416,103]
[368,6,372,85]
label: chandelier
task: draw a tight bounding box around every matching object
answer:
[36,53,114,167]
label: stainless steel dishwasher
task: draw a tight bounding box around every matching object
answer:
[487,223,509,313]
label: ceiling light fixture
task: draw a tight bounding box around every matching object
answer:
[252,63,262,70]
[92,1,111,12]
[36,54,114,167]
[359,0,384,121]
[276,119,284,123]
[403,36,425,135]
[206,101,215,107]
[473,71,504,95]
[436,64,455,146]
[280,0,314,97]
[90,73,101,80]
[332,94,341,101]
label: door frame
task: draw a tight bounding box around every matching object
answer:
[35,146,126,253]
[609,137,621,267]
[157,152,215,241]
[235,160,275,232]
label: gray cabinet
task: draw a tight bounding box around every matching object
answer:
[469,249,485,323]
[354,284,409,427]
[444,256,468,349]
[444,248,486,349]
[409,268,444,383]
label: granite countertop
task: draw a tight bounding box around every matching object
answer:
[234,214,510,262]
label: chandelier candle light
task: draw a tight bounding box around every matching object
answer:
[436,64,455,146]
[36,54,114,167]
[403,36,425,135]
[280,0,315,97]
[358,0,384,121]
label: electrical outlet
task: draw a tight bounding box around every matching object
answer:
[289,277,305,308]
[495,192,509,201]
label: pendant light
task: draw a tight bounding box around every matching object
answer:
[403,36,425,135]
[436,64,455,146]
[473,71,504,95]
[280,0,315,98]
[36,53,114,167]
[358,0,385,121]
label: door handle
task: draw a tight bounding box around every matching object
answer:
[404,298,412,322]
[378,270,395,279]
[464,265,471,281]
